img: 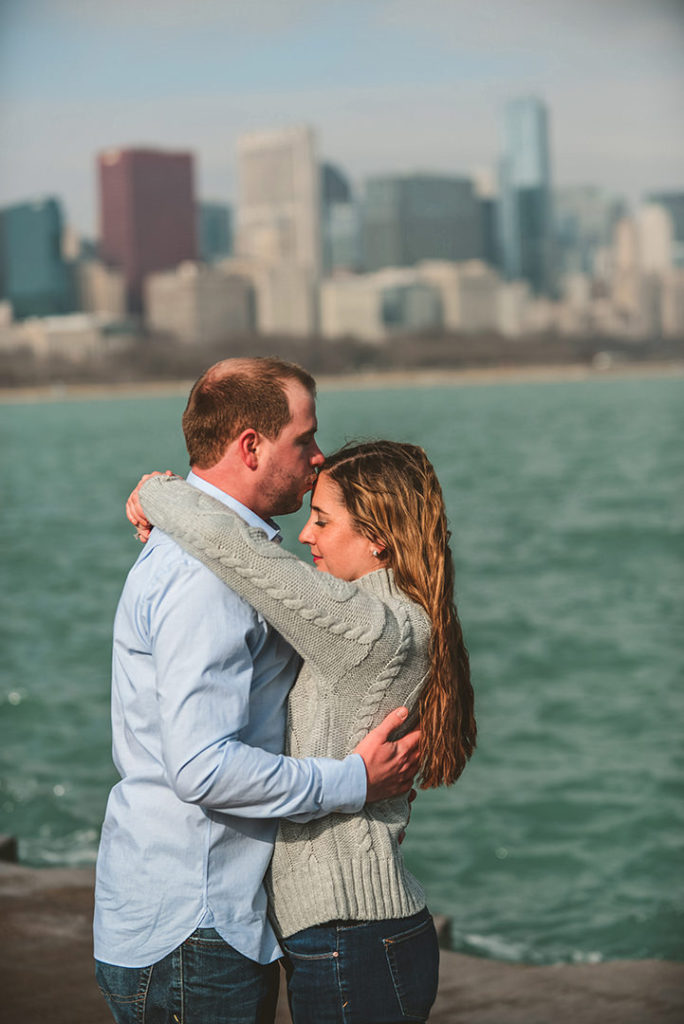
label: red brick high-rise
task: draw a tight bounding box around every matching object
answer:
[98,148,196,313]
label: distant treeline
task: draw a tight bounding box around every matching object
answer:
[1,330,681,388]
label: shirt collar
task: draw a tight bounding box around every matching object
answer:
[186,470,282,543]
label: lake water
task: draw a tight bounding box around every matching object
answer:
[1,373,682,965]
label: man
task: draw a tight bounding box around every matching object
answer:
[95,357,419,1024]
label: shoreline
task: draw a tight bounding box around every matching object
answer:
[1,359,683,404]
[2,860,682,1024]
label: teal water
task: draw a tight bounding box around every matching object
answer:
[1,376,682,964]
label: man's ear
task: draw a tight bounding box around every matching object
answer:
[236,428,260,470]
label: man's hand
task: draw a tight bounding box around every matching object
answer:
[353,707,420,803]
[125,470,174,542]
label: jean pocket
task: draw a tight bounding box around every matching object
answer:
[282,924,340,962]
[383,916,439,1021]
[281,944,339,962]
[95,961,152,1023]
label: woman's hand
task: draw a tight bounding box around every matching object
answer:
[126,470,175,542]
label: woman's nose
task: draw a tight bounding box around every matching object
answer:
[299,521,314,545]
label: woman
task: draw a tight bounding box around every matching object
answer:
[132,440,475,1024]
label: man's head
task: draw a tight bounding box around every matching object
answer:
[183,357,323,517]
[183,357,316,467]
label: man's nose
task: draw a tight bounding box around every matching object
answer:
[310,445,324,467]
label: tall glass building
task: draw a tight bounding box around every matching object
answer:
[197,202,233,264]
[0,198,75,319]
[362,174,482,272]
[554,186,625,275]
[498,97,555,295]
[320,163,361,274]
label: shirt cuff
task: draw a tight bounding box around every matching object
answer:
[319,752,367,814]
[285,753,367,823]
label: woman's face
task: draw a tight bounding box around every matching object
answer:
[298,472,382,581]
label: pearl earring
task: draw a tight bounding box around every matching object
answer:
[372,549,380,557]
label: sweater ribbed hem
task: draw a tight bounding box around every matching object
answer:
[268,856,426,938]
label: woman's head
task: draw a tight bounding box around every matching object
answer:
[300,441,440,591]
[298,470,382,581]
[300,441,476,788]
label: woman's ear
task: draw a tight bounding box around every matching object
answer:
[370,540,386,559]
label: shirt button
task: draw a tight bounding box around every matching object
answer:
[332,951,339,958]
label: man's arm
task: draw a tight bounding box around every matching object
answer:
[147,553,415,821]
[284,708,420,823]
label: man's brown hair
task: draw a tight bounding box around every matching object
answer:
[182,357,316,469]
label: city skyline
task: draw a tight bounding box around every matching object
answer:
[1,0,683,236]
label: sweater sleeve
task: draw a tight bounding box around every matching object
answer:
[139,475,389,676]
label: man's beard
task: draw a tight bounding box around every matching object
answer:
[263,472,314,518]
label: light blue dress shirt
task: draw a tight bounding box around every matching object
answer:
[94,473,367,968]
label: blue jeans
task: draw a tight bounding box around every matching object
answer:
[95,927,279,1024]
[281,908,439,1024]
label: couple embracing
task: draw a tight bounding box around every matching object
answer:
[94,356,475,1024]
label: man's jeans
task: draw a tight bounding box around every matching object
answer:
[95,927,279,1024]
[281,907,439,1023]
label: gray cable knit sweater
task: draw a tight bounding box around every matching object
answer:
[139,475,431,938]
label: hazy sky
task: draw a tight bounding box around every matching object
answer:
[1,0,683,235]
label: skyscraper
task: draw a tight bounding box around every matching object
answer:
[321,163,352,206]
[647,192,684,267]
[236,125,320,277]
[362,174,482,272]
[554,186,625,275]
[0,197,75,319]
[197,202,233,264]
[499,97,554,295]
[320,162,361,275]
[637,204,674,273]
[98,148,196,313]
[235,125,320,334]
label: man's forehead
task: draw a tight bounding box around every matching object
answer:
[285,380,316,414]
[284,377,314,399]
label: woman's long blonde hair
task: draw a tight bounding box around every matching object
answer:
[323,441,475,788]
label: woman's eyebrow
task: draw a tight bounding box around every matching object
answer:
[311,503,329,515]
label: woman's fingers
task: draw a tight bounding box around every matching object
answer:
[125,470,172,528]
